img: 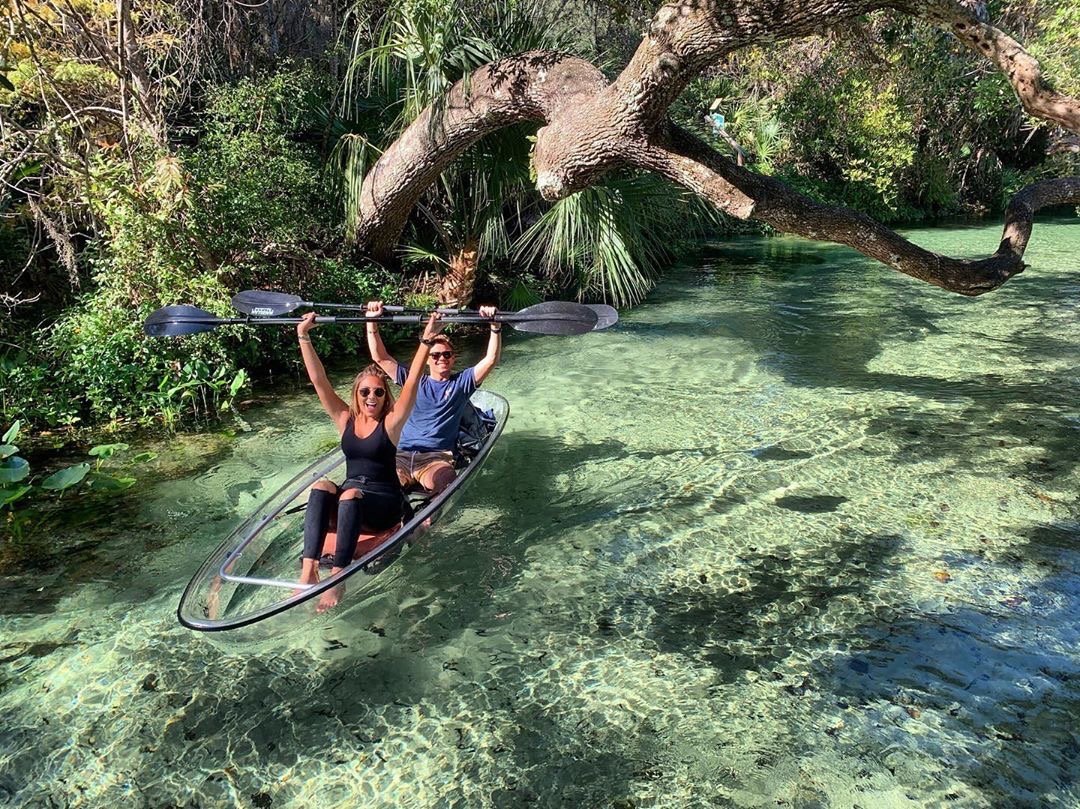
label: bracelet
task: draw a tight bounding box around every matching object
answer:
[298,335,312,343]
[420,338,436,346]
[490,326,502,333]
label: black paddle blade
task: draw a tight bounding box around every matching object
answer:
[231,290,305,317]
[587,304,619,330]
[143,305,221,337]
[506,301,598,335]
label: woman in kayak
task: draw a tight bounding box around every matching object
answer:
[296,309,442,611]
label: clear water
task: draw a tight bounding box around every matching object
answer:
[2,220,1078,807]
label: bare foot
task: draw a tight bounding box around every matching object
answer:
[294,558,320,597]
[317,584,343,613]
[316,567,346,613]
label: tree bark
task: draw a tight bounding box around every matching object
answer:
[355,0,1080,294]
[355,53,607,262]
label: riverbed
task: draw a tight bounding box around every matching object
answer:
[1,220,1078,807]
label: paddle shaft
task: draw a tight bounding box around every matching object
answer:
[245,300,512,316]
[162,313,580,327]
[229,292,614,331]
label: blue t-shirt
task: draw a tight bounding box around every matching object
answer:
[395,365,478,452]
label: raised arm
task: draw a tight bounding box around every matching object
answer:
[472,305,502,385]
[365,300,400,379]
[384,313,442,444]
[297,312,349,430]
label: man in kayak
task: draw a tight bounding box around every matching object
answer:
[366,299,501,495]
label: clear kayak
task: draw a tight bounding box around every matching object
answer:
[176,391,509,634]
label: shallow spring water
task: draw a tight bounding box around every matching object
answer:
[1,220,1078,807]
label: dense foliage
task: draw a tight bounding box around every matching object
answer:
[1,0,1077,436]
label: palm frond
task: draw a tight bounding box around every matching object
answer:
[329,133,381,241]
[399,242,451,269]
[513,174,718,307]
[504,278,544,310]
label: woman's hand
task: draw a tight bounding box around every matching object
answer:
[366,300,384,318]
[421,312,443,342]
[297,311,318,338]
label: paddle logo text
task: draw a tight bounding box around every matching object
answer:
[251,307,275,316]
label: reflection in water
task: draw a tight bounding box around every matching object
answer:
[0,221,1078,806]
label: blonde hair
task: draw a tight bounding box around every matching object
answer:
[349,364,394,420]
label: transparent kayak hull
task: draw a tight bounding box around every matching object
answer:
[176,391,509,633]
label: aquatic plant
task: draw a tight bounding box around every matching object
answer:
[0,421,157,548]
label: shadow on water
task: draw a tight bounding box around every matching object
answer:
[441,529,909,805]
[686,245,1080,487]
[639,531,904,685]
[1018,519,1080,570]
[490,721,663,807]
[822,595,1080,805]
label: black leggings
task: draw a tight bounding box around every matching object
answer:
[301,483,403,568]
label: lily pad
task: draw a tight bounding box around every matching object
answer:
[0,457,29,484]
[2,421,19,444]
[0,485,32,507]
[89,443,130,459]
[41,463,90,491]
[0,444,18,460]
[87,474,136,491]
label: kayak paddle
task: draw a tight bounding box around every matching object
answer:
[144,302,599,338]
[230,290,618,331]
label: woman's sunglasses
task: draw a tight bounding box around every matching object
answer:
[430,351,455,360]
[358,387,385,398]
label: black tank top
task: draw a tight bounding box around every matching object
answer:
[341,418,399,487]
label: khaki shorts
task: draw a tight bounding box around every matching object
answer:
[396,450,455,488]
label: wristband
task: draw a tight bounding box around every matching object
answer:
[420,338,437,346]
[298,335,312,343]
[490,326,502,333]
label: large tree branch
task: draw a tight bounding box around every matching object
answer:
[922,0,1080,134]
[645,126,1080,295]
[355,0,1080,293]
[613,0,904,129]
[356,52,607,261]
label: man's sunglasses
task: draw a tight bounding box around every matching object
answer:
[430,351,455,360]
[358,387,385,398]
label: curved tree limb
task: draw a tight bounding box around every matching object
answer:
[644,126,1080,295]
[356,52,607,261]
[922,0,1080,134]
